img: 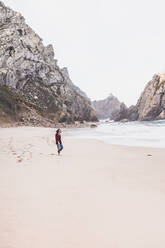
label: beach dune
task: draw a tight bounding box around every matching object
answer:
[0,127,165,248]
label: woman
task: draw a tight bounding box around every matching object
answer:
[55,129,63,155]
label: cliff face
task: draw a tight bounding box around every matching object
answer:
[136,74,165,120]
[0,1,97,126]
[115,73,165,122]
[92,94,123,120]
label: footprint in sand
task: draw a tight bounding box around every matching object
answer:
[17,159,23,163]
[17,156,23,163]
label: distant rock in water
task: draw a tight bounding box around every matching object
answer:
[0,1,97,126]
[92,94,124,120]
[115,73,165,121]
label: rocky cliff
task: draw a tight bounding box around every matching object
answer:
[115,73,165,121]
[0,1,97,126]
[92,94,123,120]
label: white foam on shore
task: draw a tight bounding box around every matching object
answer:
[65,120,165,148]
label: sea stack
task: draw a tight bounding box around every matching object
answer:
[115,73,165,121]
[92,94,124,120]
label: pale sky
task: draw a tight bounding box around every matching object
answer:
[4,0,165,106]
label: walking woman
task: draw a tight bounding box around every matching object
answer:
[55,129,63,155]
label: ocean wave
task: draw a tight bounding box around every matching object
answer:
[65,120,165,148]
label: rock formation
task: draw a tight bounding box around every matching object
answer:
[0,1,97,126]
[92,94,123,120]
[115,73,165,121]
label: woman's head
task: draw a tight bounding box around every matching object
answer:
[56,129,61,134]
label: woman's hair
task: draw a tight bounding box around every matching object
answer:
[56,129,60,133]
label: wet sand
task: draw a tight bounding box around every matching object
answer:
[0,127,165,248]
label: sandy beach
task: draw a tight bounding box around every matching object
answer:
[0,127,165,248]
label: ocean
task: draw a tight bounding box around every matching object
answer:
[65,120,165,148]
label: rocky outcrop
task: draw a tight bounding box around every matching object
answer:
[114,104,138,122]
[136,74,165,121]
[0,1,97,126]
[61,67,89,100]
[92,94,123,120]
[115,73,165,121]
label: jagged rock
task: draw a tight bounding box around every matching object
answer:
[115,73,165,122]
[114,103,128,121]
[90,123,97,128]
[0,1,97,126]
[61,67,89,99]
[157,110,165,119]
[92,94,123,120]
[136,74,165,121]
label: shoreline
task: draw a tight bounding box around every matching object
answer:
[1,125,165,149]
[0,121,99,129]
[0,127,165,247]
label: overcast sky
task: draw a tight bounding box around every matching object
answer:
[4,0,165,106]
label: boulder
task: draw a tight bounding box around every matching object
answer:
[90,124,97,128]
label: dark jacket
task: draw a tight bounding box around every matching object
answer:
[55,133,62,145]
